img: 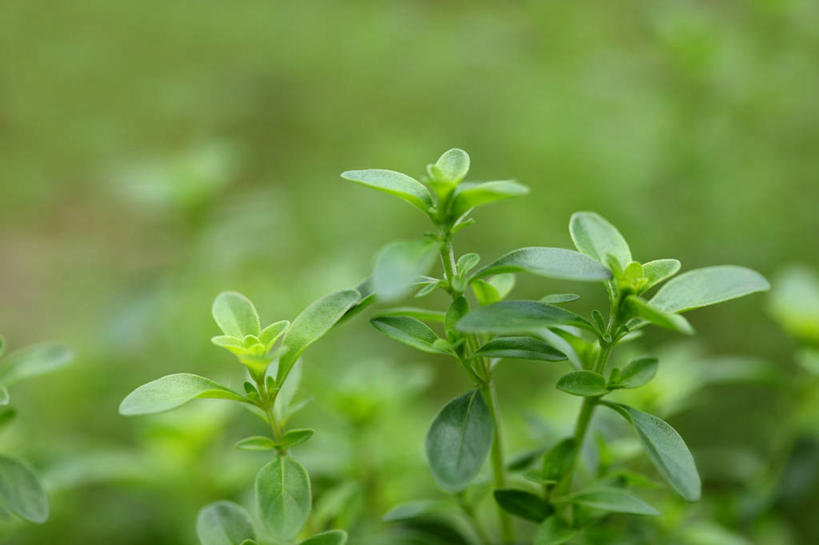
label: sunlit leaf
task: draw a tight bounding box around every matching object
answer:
[642,259,681,290]
[235,436,277,451]
[434,148,470,183]
[341,169,434,216]
[212,292,260,338]
[119,374,245,416]
[451,181,529,218]
[569,212,632,269]
[471,247,610,282]
[650,266,769,313]
[626,295,693,335]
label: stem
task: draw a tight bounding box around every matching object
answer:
[457,493,491,545]
[482,379,515,544]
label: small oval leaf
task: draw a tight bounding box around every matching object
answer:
[435,148,470,183]
[626,295,694,335]
[650,266,770,313]
[278,428,315,450]
[493,489,553,522]
[119,373,245,416]
[569,212,632,269]
[371,316,450,355]
[556,371,608,397]
[615,356,659,389]
[451,181,529,218]
[235,436,277,451]
[0,455,48,523]
[196,501,256,545]
[472,248,611,283]
[341,169,434,216]
[255,455,312,541]
[212,292,261,338]
[642,259,681,290]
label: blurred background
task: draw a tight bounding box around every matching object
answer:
[0,1,817,544]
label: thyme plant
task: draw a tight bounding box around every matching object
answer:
[120,289,361,545]
[343,149,770,544]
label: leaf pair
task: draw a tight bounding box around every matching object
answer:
[556,356,659,396]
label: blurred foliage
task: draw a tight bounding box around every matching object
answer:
[0,0,817,544]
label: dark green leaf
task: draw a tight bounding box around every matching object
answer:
[212,292,260,338]
[0,455,48,523]
[556,371,608,397]
[626,295,694,334]
[534,517,577,545]
[341,169,433,215]
[278,428,315,449]
[615,357,658,389]
[426,390,493,491]
[474,336,565,362]
[119,374,246,416]
[376,307,446,322]
[373,240,441,301]
[457,301,593,335]
[564,486,659,515]
[569,212,632,268]
[451,181,529,218]
[471,247,611,282]
[371,316,450,355]
[196,501,256,545]
[255,455,312,541]
[300,530,347,545]
[493,489,553,522]
[642,259,681,290]
[0,343,73,386]
[650,266,770,313]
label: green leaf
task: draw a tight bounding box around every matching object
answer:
[0,407,16,431]
[0,455,48,523]
[493,489,553,522]
[0,343,73,387]
[373,240,441,301]
[383,499,445,521]
[434,148,470,183]
[606,404,701,501]
[300,530,348,545]
[376,307,446,322]
[235,436,277,451]
[471,274,516,306]
[278,428,315,450]
[259,320,290,349]
[119,373,245,416]
[451,181,529,218]
[456,253,480,277]
[614,356,658,389]
[534,517,577,545]
[277,289,361,383]
[650,266,770,313]
[564,486,659,515]
[426,390,493,491]
[642,259,681,290]
[341,169,434,215]
[212,292,260,338]
[569,212,632,269]
[196,501,256,545]
[471,247,611,282]
[541,293,581,304]
[457,301,593,335]
[0,387,8,406]
[556,371,608,397]
[255,455,312,541]
[473,337,565,362]
[445,296,469,342]
[541,439,576,482]
[371,316,450,355]
[626,295,694,334]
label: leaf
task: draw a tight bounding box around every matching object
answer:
[255,455,312,541]
[569,212,632,269]
[650,266,770,313]
[445,296,469,342]
[556,371,608,397]
[626,295,694,335]
[456,253,480,277]
[451,181,529,218]
[212,292,260,338]
[426,390,493,491]
[534,517,577,545]
[541,293,580,304]
[471,247,611,282]
[341,169,433,215]
[493,489,553,522]
[119,373,245,416]
[196,501,256,545]
[615,357,658,389]
[300,530,348,545]
[373,240,441,301]
[642,259,681,290]
[371,316,450,355]
[473,337,565,362]
[434,148,470,183]
[0,387,8,406]
[541,439,576,482]
[383,499,445,521]
[278,429,315,449]
[0,455,48,523]
[235,436,277,451]
[471,273,516,306]
[0,343,73,387]
[277,289,361,382]
[457,301,593,335]
[564,486,659,515]
[259,320,290,349]
[376,307,446,322]
[606,404,701,501]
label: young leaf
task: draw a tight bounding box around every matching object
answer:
[0,343,73,387]
[196,501,256,545]
[471,247,611,282]
[564,486,659,515]
[426,390,493,491]
[259,320,290,349]
[473,337,565,362]
[255,455,312,541]
[373,240,441,301]
[457,301,593,335]
[434,148,470,183]
[278,428,315,450]
[471,273,516,306]
[119,374,245,416]
[451,181,529,218]
[650,266,770,313]
[605,404,701,501]
[341,169,433,216]
[0,455,48,523]
[642,259,681,290]
[277,289,361,383]
[493,489,553,522]
[371,316,450,355]
[212,292,260,338]
[626,295,694,335]
[614,356,659,389]
[569,212,632,269]
[534,516,577,545]
[235,436,277,451]
[300,530,348,545]
[556,371,608,397]
[456,253,480,277]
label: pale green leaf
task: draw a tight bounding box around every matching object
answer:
[196,501,255,545]
[569,212,632,268]
[626,295,694,335]
[0,455,48,523]
[376,307,446,322]
[259,320,290,349]
[471,247,611,282]
[0,343,73,387]
[564,486,659,515]
[371,316,450,355]
[300,530,347,545]
[373,240,441,301]
[615,356,658,389]
[278,429,315,450]
[341,169,433,215]
[382,499,445,521]
[235,436,277,451]
[451,181,529,217]
[212,292,260,338]
[119,373,245,416]
[650,266,770,313]
[434,148,470,183]
[642,259,681,290]
[255,455,312,541]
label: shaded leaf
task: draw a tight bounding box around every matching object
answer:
[119,374,245,416]
[341,169,433,215]
[493,489,553,522]
[457,301,593,335]
[383,499,445,522]
[472,247,611,282]
[255,455,312,541]
[534,517,577,545]
[564,486,659,515]
[615,357,658,389]
[556,371,608,397]
[650,266,770,313]
[278,429,315,450]
[376,307,446,322]
[196,501,255,545]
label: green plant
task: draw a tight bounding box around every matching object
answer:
[0,335,72,527]
[119,289,362,545]
[343,149,770,544]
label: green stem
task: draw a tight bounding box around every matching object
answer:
[457,493,491,545]
[482,379,515,544]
